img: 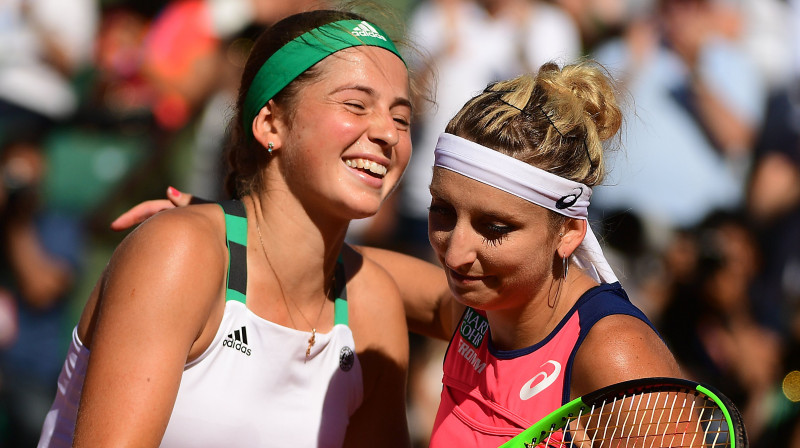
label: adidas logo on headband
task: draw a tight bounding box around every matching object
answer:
[351,21,387,41]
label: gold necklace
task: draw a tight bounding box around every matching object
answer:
[254,215,329,359]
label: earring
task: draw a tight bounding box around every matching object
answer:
[267,142,274,155]
[562,255,569,279]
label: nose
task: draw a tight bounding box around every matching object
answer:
[439,223,479,273]
[368,111,399,149]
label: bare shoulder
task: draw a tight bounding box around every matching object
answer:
[107,203,227,294]
[78,203,228,347]
[571,314,682,398]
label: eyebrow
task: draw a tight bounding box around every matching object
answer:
[334,84,413,112]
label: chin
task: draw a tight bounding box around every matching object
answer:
[342,190,390,219]
[339,199,382,221]
[448,286,489,310]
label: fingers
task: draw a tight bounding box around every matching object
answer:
[166,186,192,207]
[110,200,177,231]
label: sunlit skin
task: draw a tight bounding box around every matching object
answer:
[253,46,412,227]
[72,44,413,446]
[427,167,596,351]
[106,56,683,437]
[426,166,682,398]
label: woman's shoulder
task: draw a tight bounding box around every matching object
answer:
[104,203,229,305]
[570,311,682,397]
[78,203,229,350]
[117,203,226,258]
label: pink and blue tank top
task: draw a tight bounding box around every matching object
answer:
[429,283,656,447]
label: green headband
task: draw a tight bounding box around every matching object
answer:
[243,19,405,140]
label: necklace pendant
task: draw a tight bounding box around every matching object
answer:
[305,329,316,358]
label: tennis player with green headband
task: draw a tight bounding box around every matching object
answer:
[38,9,414,447]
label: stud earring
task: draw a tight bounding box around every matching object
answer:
[267,142,274,155]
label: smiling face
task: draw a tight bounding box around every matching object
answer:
[427,167,562,311]
[269,46,412,221]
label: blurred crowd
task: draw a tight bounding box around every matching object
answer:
[1,0,799,446]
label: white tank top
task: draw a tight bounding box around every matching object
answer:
[38,200,363,447]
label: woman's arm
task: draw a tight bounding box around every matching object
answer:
[353,245,459,341]
[342,247,411,447]
[110,188,461,341]
[74,207,226,447]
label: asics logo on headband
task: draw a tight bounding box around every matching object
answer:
[351,21,387,41]
[555,187,583,210]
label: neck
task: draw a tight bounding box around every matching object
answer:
[485,271,597,351]
[246,192,348,307]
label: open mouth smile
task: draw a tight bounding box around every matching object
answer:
[344,158,387,178]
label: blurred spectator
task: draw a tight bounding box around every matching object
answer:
[746,79,800,336]
[156,0,331,197]
[0,134,84,446]
[87,7,155,127]
[185,34,252,201]
[656,211,783,444]
[0,2,97,440]
[591,0,766,246]
[0,0,99,137]
[555,0,656,53]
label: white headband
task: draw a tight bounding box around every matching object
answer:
[433,133,618,284]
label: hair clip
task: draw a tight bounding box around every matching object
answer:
[539,105,597,169]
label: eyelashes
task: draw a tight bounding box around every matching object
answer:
[482,224,511,246]
[429,204,513,246]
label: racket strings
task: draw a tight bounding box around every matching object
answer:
[535,390,732,448]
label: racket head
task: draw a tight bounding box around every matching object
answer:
[501,377,748,448]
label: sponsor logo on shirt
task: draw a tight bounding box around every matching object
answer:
[456,339,487,374]
[460,308,489,348]
[222,325,252,356]
[519,360,561,400]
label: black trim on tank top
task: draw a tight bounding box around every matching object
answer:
[220,200,248,301]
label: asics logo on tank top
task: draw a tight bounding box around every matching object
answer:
[555,187,583,210]
[351,21,387,41]
[519,360,562,400]
[222,325,252,356]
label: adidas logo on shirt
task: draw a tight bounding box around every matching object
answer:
[222,326,252,356]
[350,21,386,41]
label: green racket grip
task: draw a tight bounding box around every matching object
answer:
[498,397,586,448]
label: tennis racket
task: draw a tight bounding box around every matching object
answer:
[499,377,747,448]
